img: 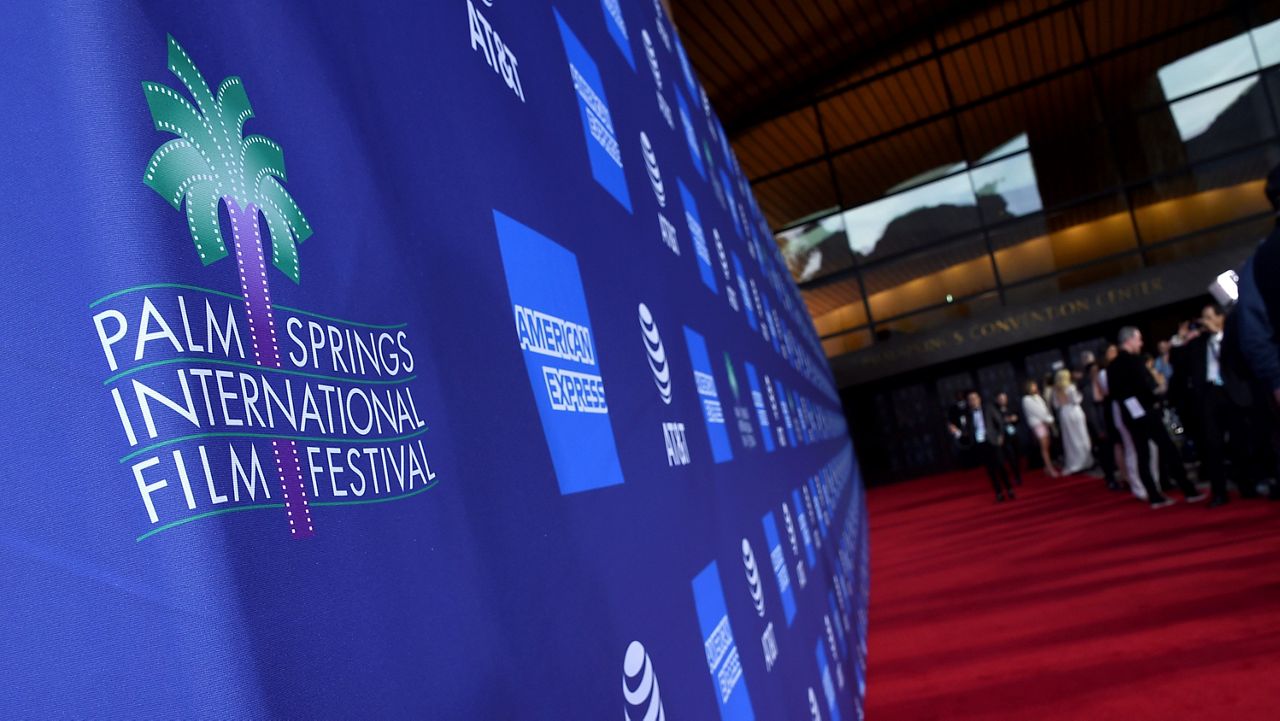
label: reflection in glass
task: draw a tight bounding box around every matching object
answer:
[842,172,978,258]
[970,153,1044,224]
[775,16,1280,362]
[1131,153,1275,246]
[1144,214,1272,267]
[813,299,869,338]
[990,195,1137,285]
[776,213,851,283]
[863,236,995,319]
[1252,18,1280,68]
[1168,77,1262,143]
[821,328,873,358]
[1002,255,1143,306]
[1158,33,1257,102]
[884,160,968,195]
[978,133,1029,163]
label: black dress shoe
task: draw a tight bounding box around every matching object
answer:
[1207,497,1228,508]
[1007,490,1016,500]
[995,494,1006,503]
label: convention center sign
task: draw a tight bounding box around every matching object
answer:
[0,3,867,719]
[830,244,1254,386]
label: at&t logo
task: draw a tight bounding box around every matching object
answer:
[639,302,671,404]
[640,131,665,207]
[742,538,765,617]
[642,29,662,88]
[466,0,525,102]
[641,302,689,467]
[641,133,679,256]
[623,641,666,721]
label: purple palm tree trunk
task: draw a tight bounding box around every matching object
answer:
[226,198,315,539]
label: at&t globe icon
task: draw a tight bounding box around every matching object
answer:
[623,640,666,721]
[638,302,672,404]
[640,131,665,207]
[742,537,766,617]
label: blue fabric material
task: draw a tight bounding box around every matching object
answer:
[0,2,867,717]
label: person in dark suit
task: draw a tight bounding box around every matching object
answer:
[958,390,1016,502]
[1237,165,1280,499]
[1080,358,1121,490]
[1110,327,1208,508]
[1171,303,1258,506]
[994,392,1024,486]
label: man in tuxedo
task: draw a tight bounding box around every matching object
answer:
[958,390,1015,502]
[994,392,1024,486]
[1172,303,1258,505]
[1109,327,1208,508]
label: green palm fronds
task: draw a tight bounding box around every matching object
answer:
[142,35,311,282]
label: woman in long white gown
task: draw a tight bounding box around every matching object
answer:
[1052,369,1094,474]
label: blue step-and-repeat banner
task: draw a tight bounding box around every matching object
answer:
[0,1,868,717]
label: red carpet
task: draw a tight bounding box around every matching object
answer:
[864,468,1280,720]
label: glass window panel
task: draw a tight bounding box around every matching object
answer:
[1117,109,1193,181]
[777,212,852,284]
[1002,254,1144,306]
[990,194,1138,285]
[1157,33,1258,102]
[863,236,995,320]
[821,328,873,358]
[1253,17,1280,68]
[957,70,1101,164]
[970,152,1044,225]
[813,302,869,338]
[1169,77,1273,158]
[989,215,1058,285]
[876,292,1002,337]
[1029,125,1122,205]
[753,163,839,229]
[1261,67,1280,130]
[801,275,865,323]
[1144,214,1273,266]
[1130,144,1280,245]
[831,118,966,208]
[977,133,1029,164]
[1120,78,1273,179]
[885,160,969,196]
[1094,17,1248,115]
[842,172,979,261]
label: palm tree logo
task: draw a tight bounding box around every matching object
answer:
[142,35,315,538]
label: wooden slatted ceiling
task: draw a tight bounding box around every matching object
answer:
[668,0,1256,236]
[732,107,823,179]
[670,0,963,133]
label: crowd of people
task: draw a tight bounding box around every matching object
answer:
[947,164,1280,507]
